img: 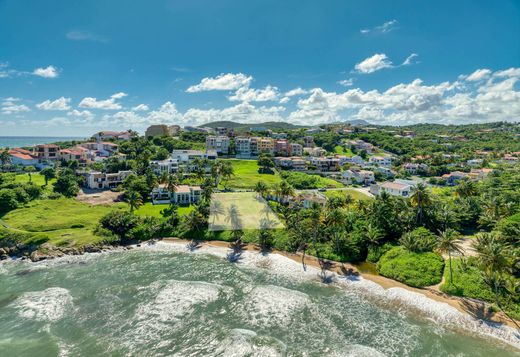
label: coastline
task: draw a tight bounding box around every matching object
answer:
[160,237,519,330]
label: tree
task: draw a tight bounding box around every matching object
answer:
[40,167,56,186]
[254,181,268,198]
[325,207,345,255]
[258,217,274,251]
[125,189,143,212]
[399,227,437,253]
[436,229,463,285]
[0,189,19,211]
[258,154,274,173]
[410,183,432,226]
[365,223,384,247]
[161,202,180,227]
[455,179,477,198]
[220,161,234,189]
[0,150,11,168]
[100,211,140,241]
[53,169,80,197]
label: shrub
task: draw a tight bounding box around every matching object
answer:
[99,211,140,241]
[399,227,437,253]
[0,189,19,211]
[377,246,445,287]
[367,242,395,263]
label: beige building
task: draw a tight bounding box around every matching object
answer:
[33,144,60,161]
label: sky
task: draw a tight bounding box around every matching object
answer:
[0,0,519,136]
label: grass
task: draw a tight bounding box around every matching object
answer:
[209,192,283,231]
[220,159,282,189]
[133,202,194,218]
[324,189,372,201]
[0,198,125,247]
[333,145,354,157]
[377,246,445,288]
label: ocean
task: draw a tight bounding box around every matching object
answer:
[0,136,85,149]
[0,242,518,356]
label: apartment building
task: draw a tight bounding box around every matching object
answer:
[368,156,393,167]
[33,144,60,161]
[205,136,231,155]
[288,143,303,156]
[84,170,133,189]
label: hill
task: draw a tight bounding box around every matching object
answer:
[200,121,307,130]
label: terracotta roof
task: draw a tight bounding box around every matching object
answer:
[35,144,59,148]
[9,150,34,160]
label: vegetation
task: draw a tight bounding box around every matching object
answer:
[219,159,281,189]
[280,171,343,189]
[377,247,445,287]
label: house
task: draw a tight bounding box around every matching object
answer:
[347,140,374,154]
[171,149,217,164]
[258,138,274,155]
[370,181,414,197]
[8,148,40,167]
[304,147,327,157]
[369,156,392,167]
[33,144,60,161]
[467,159,483,166]
[342,169,375,185]
[150,158,179,174]
[235,137,252,157]
[303,136,315,148]
[151,184,202,205]
[272,132,287,139]
[309,156,340,172]
[468,168,493,181]
[79,142,118,159]
[274,157,307,171]
[346,155,365,166]
[299,192,327,208]
[274,140,289,156]
[92,131,132,141]
[59,147,89,164]
[371,166,396,178]
[288,143,303,157]
[84,170,133,189]
[441,171,467,185]
[305,128,323,135]
[403,163,429,174]
[215,127,234,137]
[205,136,231,155]
[502,155,519,164]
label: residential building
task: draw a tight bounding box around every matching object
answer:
[274,157,307,171]
[171,149,216,164]
[274,139,289,156]
[309,156,340,172]
[79,142,118,158]
[468,168,493,181]
[346,155,365,166]
[370,181,415,197]
[305,128,323,135]
[288,143,303,157]
[403,163,429,174]
[272,132,287,139]
[33,144,60,161]
[205,136,231,155]
[150,159,179,174]
[215,127,234,137]
[342,169,375,185]
[347,139,374,154]
[235,137,252,157]
[299,192,327,208]
[258,138,274,155]
[59,147,89,164]
[303,136,315,148]
[304,147,326,157]
[151,184,202,205]
[92,131,132,141]
[502,155,519,164]
[369,156,393,167]
[8,148,39,167]
[84,170,133,189]
[467,159,483,166]
[441,171,467,185]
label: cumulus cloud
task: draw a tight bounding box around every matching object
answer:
[132,104,149,111]
[186,73,252,92]
[465,69,492,81]
[33,65,59,78]
[402,53,419,66]
[36,97,71,111]
[228,85,279,102]
[1,100,30,114]
[361,19,398,34]
[79,92,127,110]
[354,54,393,74]
[68,109,94,120]
[285,88,308,97]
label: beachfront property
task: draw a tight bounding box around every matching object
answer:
[92,131,132,141]
[33,144,60,161]
[151,184,202,204]
[83,170,133,189]
[205,135,231,155]
[7,148,40,167]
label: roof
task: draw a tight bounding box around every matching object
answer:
[8,150,35,160]
[381,181,411,190]
[34,144,59,148]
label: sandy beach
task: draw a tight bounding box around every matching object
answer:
[160,237,519,329]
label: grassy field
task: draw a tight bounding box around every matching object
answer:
[209,192,283,231]
[134,202,194,218]
[333,145,354,157]
[221,159,282,189]
[0,198,125,247]
[324,189,372,201]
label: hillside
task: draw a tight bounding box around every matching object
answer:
[200,121,307,130]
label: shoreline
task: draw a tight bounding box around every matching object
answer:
[160,237,519,330]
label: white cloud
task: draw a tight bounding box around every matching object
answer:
[132,104,149,111]
[228,85,279,102]
[36,97,71,111]
[285,87,308,97]
[338,78,354,87]
[1,103,30,115]
[355,54,393,74]
[186,73,253,92]
[493,68,520,78]
[79,92,127,110]
[466,68,491,81]
[68,109,94,120]
[402,53,419,66]
[33,65,59,78]
[361,19,398,34]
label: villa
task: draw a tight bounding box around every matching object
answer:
[151,184,202,204]
[84,170,133,189]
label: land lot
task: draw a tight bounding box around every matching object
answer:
[324,188,373,201]
[208,192,283,231]
[134,202,194,218]
[221,159,281,189]
[76,188,123,205]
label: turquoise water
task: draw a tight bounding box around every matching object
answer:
[0,136,85,148]
[0,244,518,356]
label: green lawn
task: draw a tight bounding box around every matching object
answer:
[134,202,194,218]
[0,198,125,247]
[325,189,372,201]
[333,145,354,157]
[13,173,56,194]
[221,159,282,189]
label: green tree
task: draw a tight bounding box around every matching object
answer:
[125,189,143,212]
[254,181,268,198]
[100,210,140,241]
[53,169,80,197]
[40,167,56,186]
[399,227,437,253]
[410,183,432,226]
[0,150,11,168]
[436,229,463,285]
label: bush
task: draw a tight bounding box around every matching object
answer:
[399,227,437,253]
[280,171,322,189]
[377,246,445,287]
[0,189,19,211]
[367,242,395,263]
[99,211,140,241]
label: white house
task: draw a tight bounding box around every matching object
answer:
[150,158,179,174]
[205,136,230,155]
[342,169,375,185]
[92,131,132,141]
[151,184,202,204]
[84,170,133,189]
[369,156,393,167]
[403,163,429,174]
[370,180,416,197]
[467,159,483,166]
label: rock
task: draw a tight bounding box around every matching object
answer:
[30,251,48,262]
[0,247,6,255]
[0,254,8,260]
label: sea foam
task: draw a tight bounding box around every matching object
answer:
[13,287,73,322]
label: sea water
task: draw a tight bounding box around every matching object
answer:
[0,242,518,356]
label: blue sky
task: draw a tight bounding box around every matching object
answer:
[1,0,519,135]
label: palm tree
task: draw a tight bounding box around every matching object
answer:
[325,207,345,254]
[436,229,463,285]
[410,183,432,225]
[125,190,143,212]
[161,202,180,227]
[455,179,477,198]
[254,181,268,198]
[278,180,295,205]
[365,223,383,247]
[201,184,214,203]
[166,173,179,195]
[220,161,234,189]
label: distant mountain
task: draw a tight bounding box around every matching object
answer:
[327,119,370,126]
[199,121,307,130]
